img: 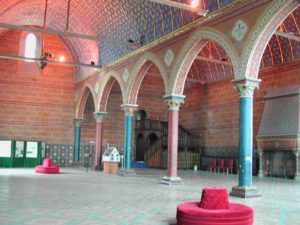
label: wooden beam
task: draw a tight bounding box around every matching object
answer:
[275,31,300,42]
[195,55,232,66]
[146,0,208,15]
[0,53,100,69]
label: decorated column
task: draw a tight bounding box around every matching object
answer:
[93,111,107,170]
[257,150,263,177]
[120,104,137,175]
[294,150,299,180]
[230,79,261,198]
[161,95,185,185]
[74,118,84,162]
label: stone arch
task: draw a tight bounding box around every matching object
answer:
[97,70,126,112]
[75,83,97,118]
[240,1,299,80]
[126,52,168,105]
[169,27,239,96]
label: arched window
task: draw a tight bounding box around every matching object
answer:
[24,33,37,61]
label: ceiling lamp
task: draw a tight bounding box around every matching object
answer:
[191,0,199,8]
[59,55,66,62]
[147,0,208,16]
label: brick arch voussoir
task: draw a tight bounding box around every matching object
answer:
[99,78,116,112]
[127,52,168,105]
[76,84,96,118]
[170,27,239,95]
[241,1,299,80]
[98,70,126,108]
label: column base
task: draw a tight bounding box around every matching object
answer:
[93,165,103,171]
[118,169,136,177]
[230,186,261,198]
[160,176,184,185]
[294,175,300,181]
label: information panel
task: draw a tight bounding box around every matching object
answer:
[26,142,38,158]
[0,141,12,157]
[15,141,25,158]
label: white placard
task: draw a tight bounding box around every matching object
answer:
[15,141,25,158]
[0,141,12,157]
[26,142,38,158]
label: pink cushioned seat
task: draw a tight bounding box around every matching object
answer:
[177,188,254,225]
[35,158,60,174]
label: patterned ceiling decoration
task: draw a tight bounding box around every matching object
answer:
[185,6,300,90]
[0,0,234,81]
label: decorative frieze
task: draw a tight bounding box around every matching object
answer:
[73,118,84,127]
[164,95,185,110]
[121,104,138,116]
[233,78,260,98]
[93,111,107,122]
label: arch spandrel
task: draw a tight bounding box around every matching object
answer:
[75,83,97,119]
[96,70,126,112]
[239,0,299,80]
[126,52,168,105]
[169,27,239,96]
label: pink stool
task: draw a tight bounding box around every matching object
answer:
[35,158,60,174]
[177,187,254,225]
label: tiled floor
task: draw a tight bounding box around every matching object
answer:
[0,168,299,225]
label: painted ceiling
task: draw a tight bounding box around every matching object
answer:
[0,0,299,84]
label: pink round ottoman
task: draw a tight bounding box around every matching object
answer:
[35,158,60,174]
[177,188,254,225]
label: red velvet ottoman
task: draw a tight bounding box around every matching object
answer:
[35,158,60,174]
[177,188,254,225]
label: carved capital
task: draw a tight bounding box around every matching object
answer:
[73,118,84,127]
[164,95,185,110]
[121,104,138,117]
[93,111,107,122]
[232,78,260,98]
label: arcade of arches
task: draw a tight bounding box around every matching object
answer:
[0,0,300,201]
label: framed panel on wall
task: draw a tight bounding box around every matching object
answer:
[0,140,13,167]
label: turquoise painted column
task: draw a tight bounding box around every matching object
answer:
[122,105,137,172]
[230,79,261,198]
[161,95,185,185]
[74,119,83,162]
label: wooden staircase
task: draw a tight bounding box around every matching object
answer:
[135,119,202,168]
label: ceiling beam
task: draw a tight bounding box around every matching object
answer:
[0,53,100,69]
[195,55,232,66]
[275,31,300,42]
[186,78,205,84]
[0,23,99,41]
[146,0,208,15]
[0,22,137,47]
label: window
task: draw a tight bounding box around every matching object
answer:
[24,33,37,61]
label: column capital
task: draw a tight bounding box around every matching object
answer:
[93,111,107,122]
[73,118,84,126]
[121,104,138,116]
[232,78,260,98]
[164,95,185,110]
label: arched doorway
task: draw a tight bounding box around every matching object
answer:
[136,133,145,161]
[147,133,158,147]
[136,109,147,121]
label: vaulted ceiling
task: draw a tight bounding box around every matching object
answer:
[0,0,299,84]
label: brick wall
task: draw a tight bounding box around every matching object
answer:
[180,62,300,151]
[0,30,76,145]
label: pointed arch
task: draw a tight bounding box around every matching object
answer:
[126,52,168,105]
[240,1,299,80]
[169,27,239,96]
[75,83,97,118]
[97,70,126,112]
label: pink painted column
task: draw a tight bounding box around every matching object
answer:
[93,112,107,170]
[161,95,185,185]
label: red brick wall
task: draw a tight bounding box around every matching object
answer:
[137,65,168,121]
[180,62,300,149]
[0,30,75,144]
